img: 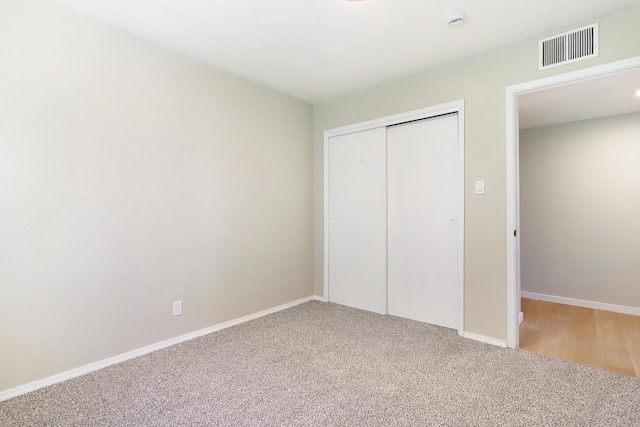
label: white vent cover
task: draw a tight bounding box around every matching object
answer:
[539,23,599,70]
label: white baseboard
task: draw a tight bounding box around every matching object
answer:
[462,332,507,348]
[521,292,640,316]
[0,295,318,402]
[518,311,524,326]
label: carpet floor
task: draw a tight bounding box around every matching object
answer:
[1,301,639,426]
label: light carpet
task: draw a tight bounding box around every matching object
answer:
[1,301,639,426]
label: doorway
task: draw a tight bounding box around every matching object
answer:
[506,56,640,350]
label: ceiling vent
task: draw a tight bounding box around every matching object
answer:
[539,23,599,70]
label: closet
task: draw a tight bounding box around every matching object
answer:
[327,110,461,329]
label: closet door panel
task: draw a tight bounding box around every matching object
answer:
[387,114,459,328]
[328,128,387,314]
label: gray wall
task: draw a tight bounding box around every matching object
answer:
[313,5,640,340]
[520,113,640,308]
[0,0,313,393]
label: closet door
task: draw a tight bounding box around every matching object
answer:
[328,128,387,314]
[387,114,459,328]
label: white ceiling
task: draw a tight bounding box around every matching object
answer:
[52,0,640,103]
[518,68,640,129]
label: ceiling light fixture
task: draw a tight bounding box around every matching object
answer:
[636,89,640,97]
[447,12,466,28]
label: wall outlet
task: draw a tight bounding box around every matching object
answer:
[172,300,182,317]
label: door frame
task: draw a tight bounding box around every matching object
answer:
[323,99,465,336]
[505,56,640,348]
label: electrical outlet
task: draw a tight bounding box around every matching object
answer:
[172,300,182,317]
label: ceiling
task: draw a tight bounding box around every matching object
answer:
[51,0,640,103]
[518,67,640,129]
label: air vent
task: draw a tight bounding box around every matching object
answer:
[539,23,599,70]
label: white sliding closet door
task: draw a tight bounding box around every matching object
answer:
[387,114,459,328]
[328,128,387,314]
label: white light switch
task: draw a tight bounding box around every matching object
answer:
[475,180,485,195]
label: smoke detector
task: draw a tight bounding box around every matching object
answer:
[447,12,466,28]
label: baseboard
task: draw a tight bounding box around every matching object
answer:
[518,311,524,326]
[0,295,318,402]
[462,332,507,348]
[312,295,328,302]
[521,292,640,316]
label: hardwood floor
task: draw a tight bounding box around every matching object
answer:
[519,298,640,377]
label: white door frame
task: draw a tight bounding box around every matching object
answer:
[323,99,465,336]
[505,56,640,349]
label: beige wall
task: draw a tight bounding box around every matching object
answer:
[0,0,313,393]
[519,113,640,308]
[313,5,640,340]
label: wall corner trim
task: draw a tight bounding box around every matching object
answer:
[521,292,640,316]
[462,332,508,348]
[0,296,318,402]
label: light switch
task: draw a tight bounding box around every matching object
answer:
[475,180,485,195]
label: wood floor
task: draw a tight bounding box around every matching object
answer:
[519,298,640,377]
